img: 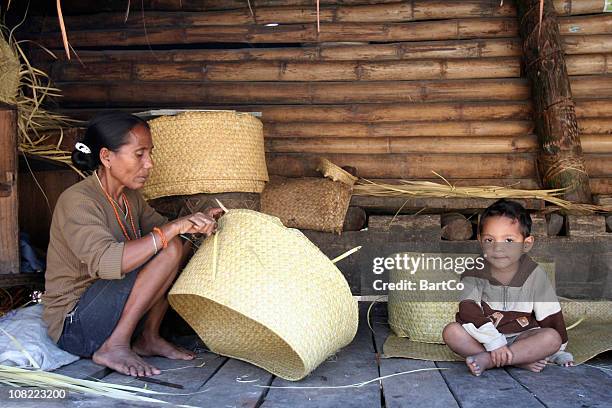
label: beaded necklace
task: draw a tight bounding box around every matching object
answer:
[94,170,140,240]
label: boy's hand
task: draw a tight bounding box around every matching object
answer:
[490,345,513,367]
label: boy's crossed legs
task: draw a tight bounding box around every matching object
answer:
[442,322,562,376]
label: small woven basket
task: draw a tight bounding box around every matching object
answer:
[142,111,268,200]
[168,209,358,381]
[0,37,19,104]
[388,253,555,344]
[261,176,352,234]
[316,158,358,186]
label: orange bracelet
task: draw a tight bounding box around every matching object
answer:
[153,227,168,249]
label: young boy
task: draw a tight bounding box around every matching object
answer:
[442,199,574,376]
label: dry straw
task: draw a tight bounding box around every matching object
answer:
[143,111,268,200]
[168,209,358,381]
[317,160,610,214]
[0,26,81,173]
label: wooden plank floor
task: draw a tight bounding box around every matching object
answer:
[1,302,611,407]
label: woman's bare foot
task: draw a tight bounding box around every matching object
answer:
[92,342,161,377]
[516,360,547,372]
[466,352,493,376]
[133,335,196,360]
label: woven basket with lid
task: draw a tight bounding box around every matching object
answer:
[168,209,358,380]
[142,111,268,200]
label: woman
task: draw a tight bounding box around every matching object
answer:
[42,111,222,377]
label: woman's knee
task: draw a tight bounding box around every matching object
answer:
[442,322,463,343]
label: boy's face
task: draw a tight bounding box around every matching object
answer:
[478,215,534,271]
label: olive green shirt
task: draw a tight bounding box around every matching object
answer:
[42,174,167,342]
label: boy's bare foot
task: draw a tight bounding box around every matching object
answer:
[516,359,547,372]
[93,343,161,377]
[466,352,492,376]
[133,335,196,360]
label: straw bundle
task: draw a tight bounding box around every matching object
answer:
[261,176,352,234]
[312,159,610,213]
[0,27,79,170]
[388,253,555,344]
[168,209,358,381]
[0,364,172,404]
[142,111,268,200]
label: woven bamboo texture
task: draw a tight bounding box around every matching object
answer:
[0,37,19,104]
[260,176,352,234]
[168,209,358,381]
[388,253,555,344]
[142,111,268,200]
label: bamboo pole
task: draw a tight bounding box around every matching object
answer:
[579,119,612,135]
[265,153,537,178]
[46,54,608,83]
[50,0,606,14]
[30,39,521,63]
[264,136,539,154]
[56,78,533,106]
[263,121,533,138]
[29,35,611,65]
[563,35,612,55]
[34,1,605,28]
[264,135,612,154]
[32,18,521,47]
[517,0,592,203]
[127,58,521,82]
[54,99,611,124]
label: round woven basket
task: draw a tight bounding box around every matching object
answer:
[388,253,555,344]
[142,111,269,200]
[0,37,19,104]
[168,209,358,381]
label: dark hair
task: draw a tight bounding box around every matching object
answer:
[71,111,149,172]
[478,199,532,237]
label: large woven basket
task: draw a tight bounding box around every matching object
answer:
[261,176,352,234]
[142,111,268,200]
[388,253,555,344]
[168,209,358,380]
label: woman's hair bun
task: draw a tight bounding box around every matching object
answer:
[71,149,98,172]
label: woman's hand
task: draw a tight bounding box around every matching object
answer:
[204,207,225,221]
[173,212,217,237]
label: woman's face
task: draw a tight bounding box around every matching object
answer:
[106,124,154,190]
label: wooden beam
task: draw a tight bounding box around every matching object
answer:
[517,0,592,203]
[0,105,19,275]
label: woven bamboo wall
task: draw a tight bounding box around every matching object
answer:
[23,0,612,193]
